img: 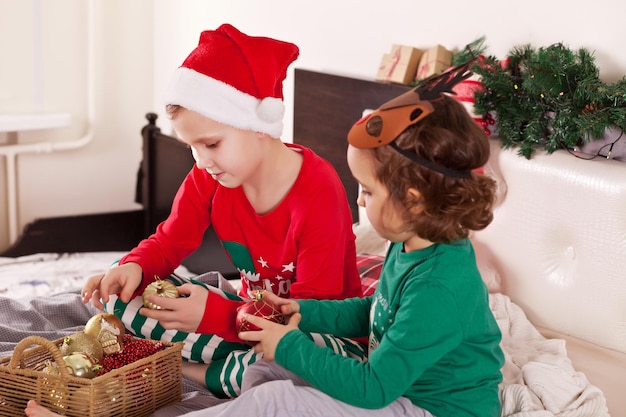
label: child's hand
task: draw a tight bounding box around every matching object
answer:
[82,262,142,310]
[139,283,207,333]
[239,312,302,361]
[261,291,300,316]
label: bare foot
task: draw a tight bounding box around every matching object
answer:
[24,400,63,417]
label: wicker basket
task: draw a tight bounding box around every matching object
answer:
[0,335,183,417]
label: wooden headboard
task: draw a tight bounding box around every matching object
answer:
[293,69,410,221]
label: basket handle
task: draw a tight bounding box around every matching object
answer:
[8,335,70,377]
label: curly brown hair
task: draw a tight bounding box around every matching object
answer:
[370,95,496,243]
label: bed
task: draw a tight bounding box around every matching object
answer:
[1,68,624,416]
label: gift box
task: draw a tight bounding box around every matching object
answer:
[415,44,452,81]
[375,45,423,85]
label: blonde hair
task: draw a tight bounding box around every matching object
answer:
[165,104,183,119]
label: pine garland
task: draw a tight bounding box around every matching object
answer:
[466,42,626,158]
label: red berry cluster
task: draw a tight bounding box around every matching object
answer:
[479,113,495,135]
[98,334,165,375]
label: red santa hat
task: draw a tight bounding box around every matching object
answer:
[165,24,299,138]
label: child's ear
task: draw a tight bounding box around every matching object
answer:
[407,188,423,214]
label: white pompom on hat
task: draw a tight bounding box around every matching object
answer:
[165,24,299,138]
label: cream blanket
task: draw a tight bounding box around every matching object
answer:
[491,293,609,417]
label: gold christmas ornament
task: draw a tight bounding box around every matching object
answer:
[63,352,100,379]
[84,313,125,355]
[142,276,180,309]
[59,331,104,363]
[42,359,59,375]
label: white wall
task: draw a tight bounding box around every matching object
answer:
[152,0,626,139]
[0,0,153,251]
[1,0,625,252]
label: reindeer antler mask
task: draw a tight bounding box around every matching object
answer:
[347,59,476,178]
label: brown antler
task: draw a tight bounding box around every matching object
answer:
[378,57,478,112]
[416,57,477,101]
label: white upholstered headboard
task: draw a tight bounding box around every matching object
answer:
[472,140,626,354]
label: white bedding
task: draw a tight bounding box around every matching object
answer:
[492,292,608,417]
[0,251,610,416]
[0,252,193,298]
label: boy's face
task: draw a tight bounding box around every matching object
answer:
[171,108,265,188]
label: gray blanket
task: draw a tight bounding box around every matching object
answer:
[0,291,208,395]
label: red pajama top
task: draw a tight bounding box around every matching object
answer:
[120,144,362,341]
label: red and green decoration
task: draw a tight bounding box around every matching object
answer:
[465,42,626,158]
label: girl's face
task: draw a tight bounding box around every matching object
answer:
[171,109,264,188]
[347,145,409,243]
[347,145,432,251]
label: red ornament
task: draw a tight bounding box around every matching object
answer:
[235,291,284,335]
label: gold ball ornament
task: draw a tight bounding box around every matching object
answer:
[142,276,179,309]
[59,331,104,363]
[42,359,59,375]
[63,352,101,379]
[84,313,125,355]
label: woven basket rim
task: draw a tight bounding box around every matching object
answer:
[1,335,183,384]
[0,335,183,417]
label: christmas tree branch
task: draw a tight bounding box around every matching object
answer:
[468,42,626,158]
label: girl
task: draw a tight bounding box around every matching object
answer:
[173,61,505,417]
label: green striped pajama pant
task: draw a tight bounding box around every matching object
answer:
[104,272,368,398]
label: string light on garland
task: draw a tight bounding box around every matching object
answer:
[468,42,626,159]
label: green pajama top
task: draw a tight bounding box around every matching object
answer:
[275,239,504,417]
